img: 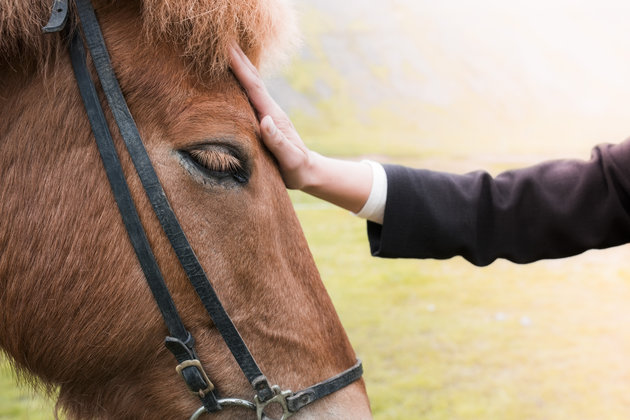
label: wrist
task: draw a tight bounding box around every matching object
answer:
[301,151,327,193]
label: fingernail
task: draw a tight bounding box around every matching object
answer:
[263,116,277,136]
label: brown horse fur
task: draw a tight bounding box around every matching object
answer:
[0,1,371,419]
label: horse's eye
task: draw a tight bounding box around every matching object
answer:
[180,146,249,184]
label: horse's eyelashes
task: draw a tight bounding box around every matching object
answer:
[181,147,249,184]
[189,149,242,173]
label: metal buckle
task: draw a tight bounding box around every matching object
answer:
[175,359,214,397]
[255,385,295,420]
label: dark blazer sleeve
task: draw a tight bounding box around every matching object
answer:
[367,140,630,266]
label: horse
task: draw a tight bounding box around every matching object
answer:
[0,1,372,418]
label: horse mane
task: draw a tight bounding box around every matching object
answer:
[0,0,298,77]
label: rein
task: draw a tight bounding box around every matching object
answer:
[43,1,363,419]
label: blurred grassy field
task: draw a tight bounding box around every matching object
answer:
[0,360,56,420]
[281,4,630,417]
[291,190,630,420]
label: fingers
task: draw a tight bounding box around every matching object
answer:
[229,43,283,119]
[229,41,259,75]
[260,115,310,189]
[229,44,313,190]
[260,115,281,149]
[260,115,302,165]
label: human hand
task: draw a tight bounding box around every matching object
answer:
[230,43,374,215]
[229,44,316,190]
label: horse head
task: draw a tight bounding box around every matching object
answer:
[0,1,371,418]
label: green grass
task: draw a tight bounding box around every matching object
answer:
[0,360,56,419]
[291,190,630,419]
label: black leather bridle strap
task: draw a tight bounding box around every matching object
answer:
[69,32,187,343]
[287,359,364,413]
[69,30,221,413]
[73,0,274,401]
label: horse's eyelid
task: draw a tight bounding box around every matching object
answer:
[188,149,242,172]
[179,147,249,184]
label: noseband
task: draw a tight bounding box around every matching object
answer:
[43,1,363,419]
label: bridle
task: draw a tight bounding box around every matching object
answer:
[42,1,363,419]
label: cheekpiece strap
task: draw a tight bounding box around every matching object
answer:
[287,359,363,412]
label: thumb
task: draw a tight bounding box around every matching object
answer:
[260,115,285,152]
[259,115,308,187]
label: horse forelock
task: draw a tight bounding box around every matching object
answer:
[0,0,299,77]
[142,0,299,78]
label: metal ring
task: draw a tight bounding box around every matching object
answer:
[190,406,207,420]
[190,399,257,420]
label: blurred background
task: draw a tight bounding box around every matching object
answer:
[270,0,630,164]
[4,0,630,418]
[272,1,630,419]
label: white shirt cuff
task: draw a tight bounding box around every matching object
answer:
[354,160,387,224]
